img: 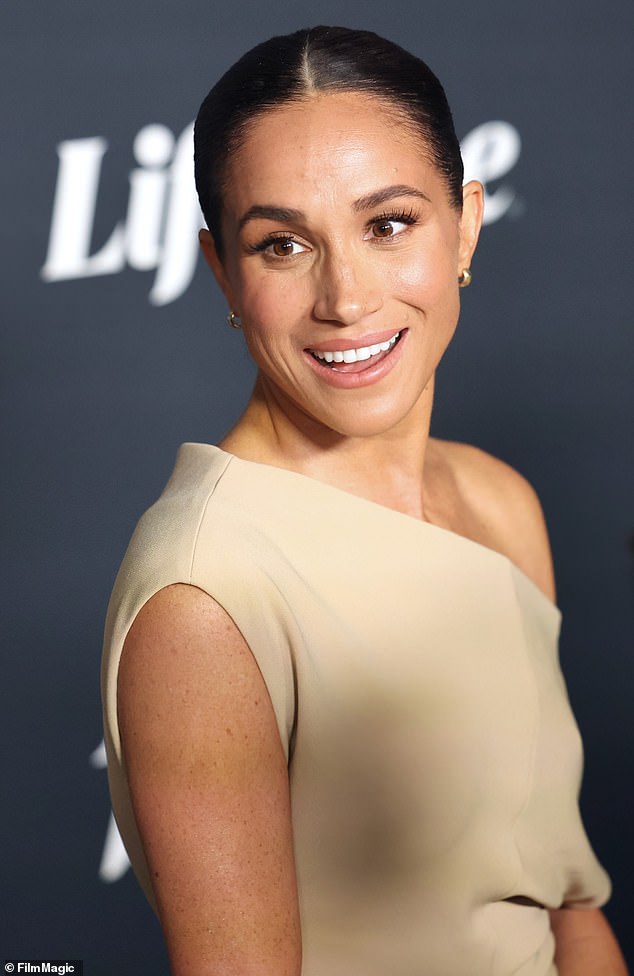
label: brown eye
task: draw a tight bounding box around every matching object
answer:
[364,216,413,241]
[272,239,296,256]
[372,221,395,238]
[258,237,307,257]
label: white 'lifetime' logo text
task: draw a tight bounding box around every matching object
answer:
[42,120,521,306]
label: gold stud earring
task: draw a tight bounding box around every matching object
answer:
[227,310,242,329]
[458,268,473,288]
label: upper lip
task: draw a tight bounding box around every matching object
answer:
[305,328,403,353]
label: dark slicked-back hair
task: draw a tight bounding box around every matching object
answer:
[194,25,464,255]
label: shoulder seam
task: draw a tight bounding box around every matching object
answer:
[187,452,235,582]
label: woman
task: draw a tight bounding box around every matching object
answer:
[102,26,626,976]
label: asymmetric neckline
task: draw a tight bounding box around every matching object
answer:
[181,442,561,620]
[103,436,609,974]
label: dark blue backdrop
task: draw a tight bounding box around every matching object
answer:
[2,1,632,972]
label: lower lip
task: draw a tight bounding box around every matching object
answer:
[303,331,407,389]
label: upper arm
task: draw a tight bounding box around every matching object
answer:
[117,583,301,976]
[549,908,628,974]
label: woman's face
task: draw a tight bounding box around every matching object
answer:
[202,91,482,440]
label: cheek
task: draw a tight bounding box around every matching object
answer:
[389,249,458,309]
[239,273,311,334]
[389,220,458,292]
[239,279,310,372]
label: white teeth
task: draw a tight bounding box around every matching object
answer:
[310,332,400,364]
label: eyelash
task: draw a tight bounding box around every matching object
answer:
[368,208,419,232]
[247,234,302,256]
[247,208,420,257]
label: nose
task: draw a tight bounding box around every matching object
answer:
[312,249,383,325]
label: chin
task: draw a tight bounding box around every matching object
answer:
[306,397,427,441]
[261,369,432,442]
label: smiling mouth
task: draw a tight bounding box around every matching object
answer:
[307,331,401,371]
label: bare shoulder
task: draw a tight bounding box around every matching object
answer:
[119,585,281,766]
[120,583,255,696]
[429,439,556,602]
[118,584,301,976]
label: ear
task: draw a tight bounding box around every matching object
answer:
[198,228,239,310]
[457,180,484,274]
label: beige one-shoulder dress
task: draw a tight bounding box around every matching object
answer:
[101,443,610,976]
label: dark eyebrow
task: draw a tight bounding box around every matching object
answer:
[352,185,431,212]
[238,205,305,232]
[237,185,430,232]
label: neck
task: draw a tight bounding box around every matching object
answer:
[219,372,436,520]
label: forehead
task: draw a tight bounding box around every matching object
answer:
[223,91,438,214]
